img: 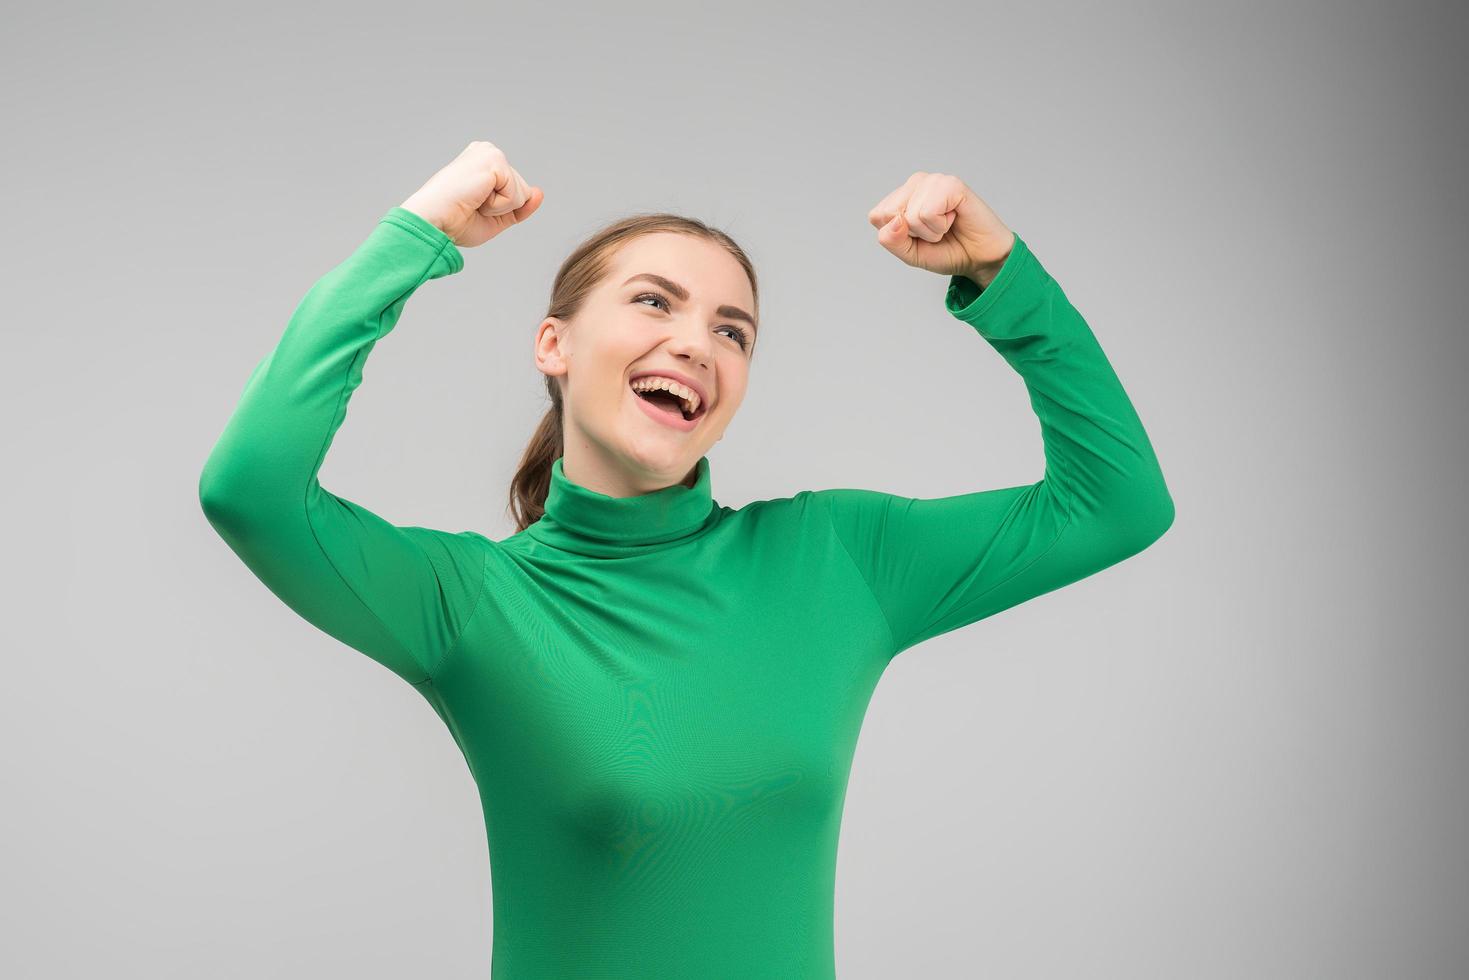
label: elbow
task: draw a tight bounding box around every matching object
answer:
[198,469,237,530]
[198,451,230,516]
[1156,491,1176,535]
[1141,494,1175,550]
[197,451,254,529]
[1101,482,1175,559]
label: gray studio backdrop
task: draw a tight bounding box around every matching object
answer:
[3,1,1464,977]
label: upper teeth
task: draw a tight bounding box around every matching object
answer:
[631,376,702,416]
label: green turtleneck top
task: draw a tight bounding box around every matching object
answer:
[198,206,1174,978]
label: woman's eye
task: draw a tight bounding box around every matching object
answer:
[635,292,751,352]
[719,325,752,352]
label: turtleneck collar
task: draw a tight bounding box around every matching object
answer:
[525,455,721,557]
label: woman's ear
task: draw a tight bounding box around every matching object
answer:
[534,316,570,378]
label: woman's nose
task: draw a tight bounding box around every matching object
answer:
[663,321,713,363]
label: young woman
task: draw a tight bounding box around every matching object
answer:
[199,139,1174,978]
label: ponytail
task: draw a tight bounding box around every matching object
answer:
[507,379,565,533]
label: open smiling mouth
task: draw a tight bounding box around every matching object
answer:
[630,383,707,427]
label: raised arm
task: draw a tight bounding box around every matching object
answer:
[821,179,1174,661]
[197,207,487,687]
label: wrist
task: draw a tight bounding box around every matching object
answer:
[965,242,1014,289]
[964,262,1003,290]
[398,197,455,237]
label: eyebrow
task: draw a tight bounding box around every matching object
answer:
[620,273,757,332]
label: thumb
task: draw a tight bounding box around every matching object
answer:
[510,185,543,223]
[878,212,915,262]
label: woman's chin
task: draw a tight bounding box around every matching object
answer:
[619,430,700,477]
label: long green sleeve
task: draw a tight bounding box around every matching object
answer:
[817,232,1175,660]
[198,207,488,687]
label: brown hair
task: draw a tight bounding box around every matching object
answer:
[507,212,760,533]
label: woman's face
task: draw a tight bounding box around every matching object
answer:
[535,231,757,490]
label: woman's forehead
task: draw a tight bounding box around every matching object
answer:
[609,234,753,306]
[614,231,712,267]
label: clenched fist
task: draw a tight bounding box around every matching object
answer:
[868,172,1015,285]
[400,140,544,248]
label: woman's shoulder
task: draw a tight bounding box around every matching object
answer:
[716,487,878,534]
